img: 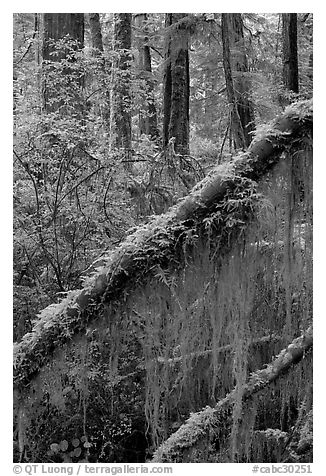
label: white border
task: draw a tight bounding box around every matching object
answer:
[3,4,325,474]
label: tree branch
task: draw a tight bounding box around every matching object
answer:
[13,100,312,390]
[152,326,313,462]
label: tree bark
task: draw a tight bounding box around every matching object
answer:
[111,13,132,151]
[42,13,84,60]
[134,14,158,139]
[163,14,190,155]
[221,14,255,149]
[282,13,299,94]
[229,14,255,146]
[152,326,313,462]
[13,100,312,390]
[41,13,84,113]
[88,13,104,54]
[88,13,111,124]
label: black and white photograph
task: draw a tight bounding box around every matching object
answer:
[11,7,314,470]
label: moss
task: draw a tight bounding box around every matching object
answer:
[14,101,313,463]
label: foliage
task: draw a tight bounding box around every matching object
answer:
[13,12,313,464]
[14,118,312,462]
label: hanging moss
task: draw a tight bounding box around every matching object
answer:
[152,330,312,462]
[14,100,313,463]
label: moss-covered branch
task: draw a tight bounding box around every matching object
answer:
[157,334,282,365]
[14,100,312,390]
[152,326,313,462]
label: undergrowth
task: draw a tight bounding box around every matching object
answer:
[14,138,312,463]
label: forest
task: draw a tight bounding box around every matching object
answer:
[13,13,313,464]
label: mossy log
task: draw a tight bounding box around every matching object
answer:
[152,326,313,462]
[13,100,313,390]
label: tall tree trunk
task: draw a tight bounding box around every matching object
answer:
[42,13,84,60]
[221,14,246,150]
[163,14,190,155]
[282,13,299,94]
[88,13,104,55]
[229,14,255,147]
[134,13,158,140]
[221,14,255,150]
[111,13,132,152]
[88,13,110,125]
[41,13,84,113]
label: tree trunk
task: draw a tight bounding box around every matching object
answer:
[13,100,312,390]
[41,13,84,113]
[221,13,246,150]
[282,13,299,94]
[42,13,84,60]
[88,13,111,125]
[134,14,158,139]
[163,14,190,155]
[229,13,255,146]
[111,13,132,152]
[221,13,255,150]
[88,13,104,54]
[152,326,313,462]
